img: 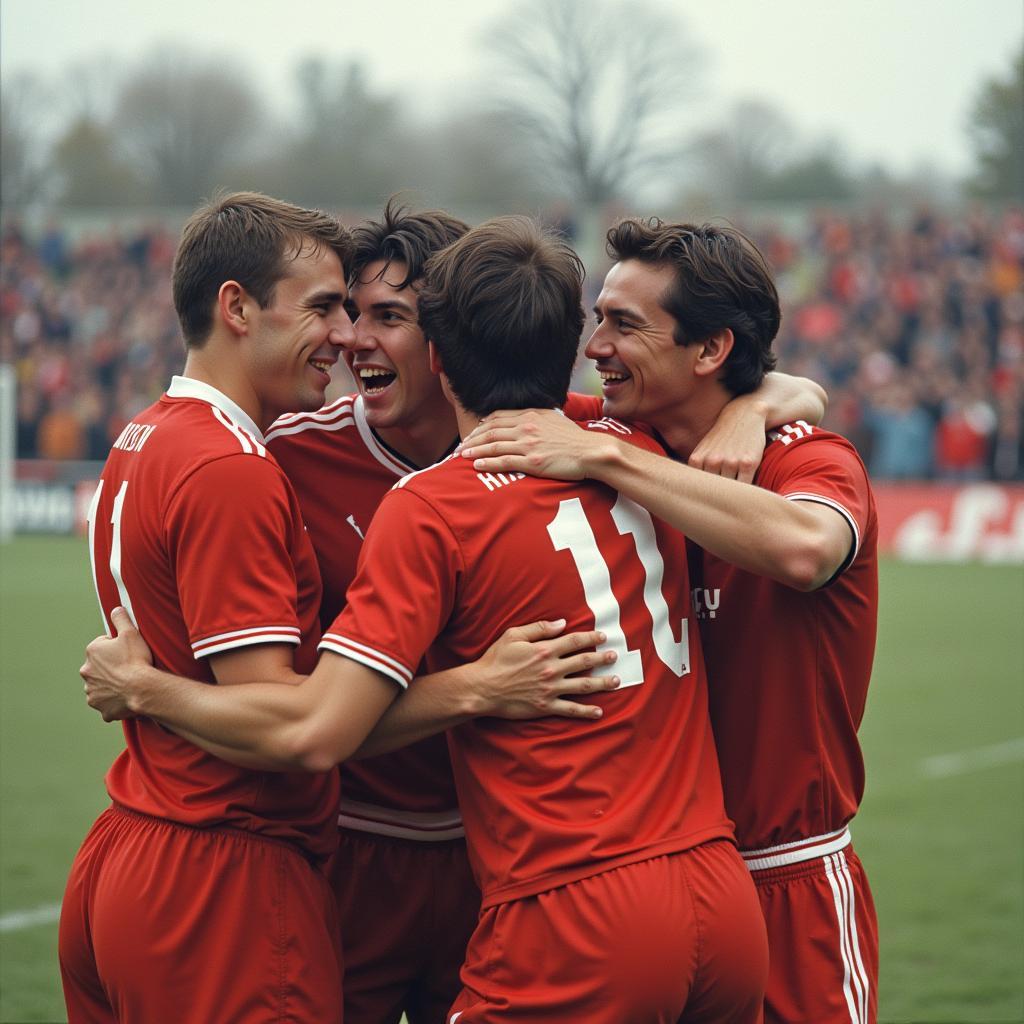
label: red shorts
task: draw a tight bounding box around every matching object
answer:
[448,839,768,1023]
[330,829,480,1024]
[59,805,342,1024]
[747,835,878,1024]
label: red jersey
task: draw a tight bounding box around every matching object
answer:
[87,376,338,861]
[321,419,733,909]
[266,395,463,840]
[694,421,878,851]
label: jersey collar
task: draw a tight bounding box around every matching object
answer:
[166,375,267,444]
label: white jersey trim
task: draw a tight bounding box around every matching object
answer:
[741,825,851,871]
[319,633,412,689]
[192,625,301,659]
[166,375,266,446]
[211,407,267,457]
[337,798,465,841]
[392,450,461,490]
[784,492,861,565]
[265,396,357,441]
[353,394,418,476]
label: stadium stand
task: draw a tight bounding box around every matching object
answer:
[2,207,1022,479]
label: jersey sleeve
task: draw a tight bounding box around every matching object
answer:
[319,487,461,690]
[164,455,304,659]
[563,391,603,421]
[583,416,666,455]
[759,428,873,577]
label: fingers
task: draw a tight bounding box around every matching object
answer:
[541,629,607,657]
[464,414,529,444]
[461,436,525,460]
[545,688,621,720]
[502,618,568,643]
[736,458,758,484]
[689,450,758,482]
[551,649,617,678]
[110,606,136,636]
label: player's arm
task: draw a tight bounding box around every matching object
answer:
[81,607,397,772]
[687,372,828,482]
[81,612,618,765]
[462,411,849,591]
[353,620,618,759]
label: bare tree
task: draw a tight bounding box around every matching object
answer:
[689,100,796,203]
[484,0,703,206]
[112,47,266,205]
[1,73,53,208]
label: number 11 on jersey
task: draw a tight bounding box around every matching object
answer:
[547,494,689,689]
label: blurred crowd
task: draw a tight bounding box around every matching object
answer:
[2,206,1023,480]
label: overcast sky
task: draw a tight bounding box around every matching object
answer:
[3,0,1021,177]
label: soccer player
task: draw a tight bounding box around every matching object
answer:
[462,218,880,1024]
[59,191,361,1024]
[264,203,485,1024]
[81,217,770,1022]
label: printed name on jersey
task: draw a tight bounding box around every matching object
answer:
[691,587,721,621]
[111,422,157,453]
[477,471,526,492]
[768,420,815,446]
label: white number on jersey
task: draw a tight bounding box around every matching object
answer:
[86,478,139,636]
[547,494,689,689]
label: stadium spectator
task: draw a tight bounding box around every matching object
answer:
[6,205,1022,481]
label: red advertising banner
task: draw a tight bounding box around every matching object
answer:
[874,483,1024,563]
[12,461,1024,563]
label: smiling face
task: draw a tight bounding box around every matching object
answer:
[345,259,451,434]
[585,259,699,430]
[244,243,354,426]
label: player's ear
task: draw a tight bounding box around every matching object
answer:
[217,281,250,337]
[428,340,443,377]
[694,328,734,379]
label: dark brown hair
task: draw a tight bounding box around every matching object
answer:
[419,217,585,416]
[607,219,780,395]
[351,197,469,289]
[172,191,353,348]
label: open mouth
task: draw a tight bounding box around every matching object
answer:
[358,367,398,395]
[598,368,631,388]
[308,358,334,378]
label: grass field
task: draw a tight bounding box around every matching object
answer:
[1,536,1022,1023]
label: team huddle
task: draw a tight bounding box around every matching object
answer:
[64,192,879,1024]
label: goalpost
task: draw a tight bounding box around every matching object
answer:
[0,363,15,542]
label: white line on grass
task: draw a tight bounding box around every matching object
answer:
[0,902,61,933]
[920,737,1024,779]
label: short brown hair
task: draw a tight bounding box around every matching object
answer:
[172,191,353,348]
[419,217,584,416]
[607,219,780,395]
[351,197,469,289]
